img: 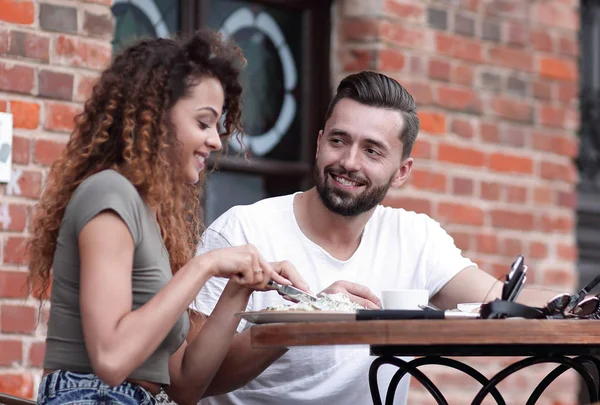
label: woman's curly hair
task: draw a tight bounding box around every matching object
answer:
[28,29,245,299]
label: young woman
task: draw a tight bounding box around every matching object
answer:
[28,30,306,405]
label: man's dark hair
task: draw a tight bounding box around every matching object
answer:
[324,71,419,159]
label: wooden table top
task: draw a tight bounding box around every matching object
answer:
[250,319,600,348]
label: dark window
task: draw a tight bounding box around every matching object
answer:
[200,0,331,223]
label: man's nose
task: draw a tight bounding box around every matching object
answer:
[339,146,361,172]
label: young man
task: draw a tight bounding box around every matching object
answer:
[188,71,554,405]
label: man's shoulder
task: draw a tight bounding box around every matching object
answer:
[210,193,295,230]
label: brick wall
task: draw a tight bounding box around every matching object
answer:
[0,0,113,398]
[333,0,580,403]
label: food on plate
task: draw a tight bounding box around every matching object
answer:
[266,292,365,311]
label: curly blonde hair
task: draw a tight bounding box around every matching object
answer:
[28,30,245,299]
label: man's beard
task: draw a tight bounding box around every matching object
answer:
[314,165,393,217]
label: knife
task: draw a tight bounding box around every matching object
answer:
[267,280,319,304]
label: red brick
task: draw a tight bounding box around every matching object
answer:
[534,186,553,205]
[428,58,450,81]
[557,243,577,261]
[0,340,22,366]
[435,33,482,63]
[438,143,485,167]
[0,270,29,298]
[490,96,533,123]
[418,111,446,134]
[481,181,501,201]
[532,80,552,101]
[557,83,577,104]
[533,1,578,31]
[452,64,474,86]
[437,202,484,226]
[44,101,80,133]
[4,236,29,265]
[342,48,374,71]
[543,268,576,287]
[500,238,523,257]
[0,0,34,25]
[55,35,112,70]
[484,0,527,16]
[402,81,433,105]
[0,62,34,94]
[0,374,33,399]
[28,341,45,367]
[505,185,527,203]
[411,138,432,159]
[75,74,99,102]
[12,169,43,198]
[531,30,554,53]
[488,152,533,174]
[343,19,381,42]
[538,105,566,128]
[382,22,426,49]
[451,118,474,139]
[34,139,66,166]
[0,27,9,54]
[507,21,529,47]
[490,209,534,230]
[461,0,480,11]
[452,177,473,196]
[529,241,548,259]
[498,125,526,147]
[385,0,424,22]
[559,36,578,57]
[39,70,74,101]
[539,160,577,183]
[488,45,533,72]
[410,168,446,192]
[11,136,30,164]
[1,305,36,334]
[480,122,500,144]
[476,233,498,255]
[557,190,577,208]
[0,100,6,112]
[436,86,481,113]
[538,214,573,233]
[377,48,405,71]
[9,31,49,62]
[450,231,470,252]
[532,131,578,157]
[10,100,39,129]
[381,195,432,215]
[539,57,577,82]
[3,203,27,232]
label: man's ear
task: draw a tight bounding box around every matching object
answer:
[316,130,324,159]
[392,157,413,188]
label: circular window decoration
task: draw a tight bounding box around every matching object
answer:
[111,0,172,53]
[220,7,298,157]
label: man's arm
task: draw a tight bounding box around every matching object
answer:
[186,310,287,397]
[430,266,562,310]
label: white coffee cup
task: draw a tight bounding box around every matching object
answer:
[381,289,429,310]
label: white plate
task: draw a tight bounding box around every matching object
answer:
[237,310,356,324]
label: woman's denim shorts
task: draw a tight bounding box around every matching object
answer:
[37,370,157,405]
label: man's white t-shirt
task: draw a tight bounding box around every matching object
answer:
[191,193,475,405]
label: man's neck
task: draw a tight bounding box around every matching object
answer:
[293,188,376,260]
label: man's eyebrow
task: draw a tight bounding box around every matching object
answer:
[329,128,389,150]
